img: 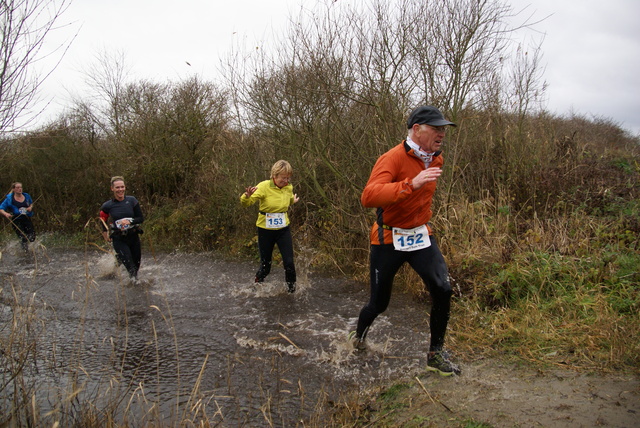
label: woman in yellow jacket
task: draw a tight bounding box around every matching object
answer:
[240,160,299,293]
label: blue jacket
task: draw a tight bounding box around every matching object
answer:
[0,192,34,217]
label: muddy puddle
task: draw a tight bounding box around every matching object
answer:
[0,240,436,425]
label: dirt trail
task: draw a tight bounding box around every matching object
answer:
[364,359,639,427]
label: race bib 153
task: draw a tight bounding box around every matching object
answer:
[265,212,286,229]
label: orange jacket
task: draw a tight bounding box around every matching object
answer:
[361,141,443,245]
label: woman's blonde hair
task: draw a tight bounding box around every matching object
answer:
[110,176,125,186]
[270,160,292,179]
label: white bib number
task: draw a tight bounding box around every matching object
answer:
[115,218,134,230]
[392,225,431,251]
[265,212,286,229]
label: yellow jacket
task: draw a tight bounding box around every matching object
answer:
[240,179,295,229]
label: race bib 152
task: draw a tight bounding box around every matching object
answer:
[392,224,431,251]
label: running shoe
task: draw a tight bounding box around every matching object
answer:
[426,351,461,376]
[348,331,366,351]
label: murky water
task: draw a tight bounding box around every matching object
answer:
[0,240,434,426]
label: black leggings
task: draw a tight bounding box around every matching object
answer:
[256,226,296,284]
[112,233,142,279]
[11,215,36,247]
[356,237,452,351]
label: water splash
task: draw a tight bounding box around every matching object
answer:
[0,248,434,425]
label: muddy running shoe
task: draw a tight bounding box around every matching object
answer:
[426,351,461,376]
[348,331,366,351]
[287,282,296,293]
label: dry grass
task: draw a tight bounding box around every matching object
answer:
[431,193,640,373]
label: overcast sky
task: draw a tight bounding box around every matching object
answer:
[33,0,640,135]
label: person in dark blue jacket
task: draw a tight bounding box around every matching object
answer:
[0,182,36,252]
[99,176,144,282]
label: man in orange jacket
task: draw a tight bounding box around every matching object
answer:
[352,105,460,376]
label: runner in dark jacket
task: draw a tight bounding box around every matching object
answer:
[99,176,144,282]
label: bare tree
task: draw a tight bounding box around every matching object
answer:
[0,0,72,133]
[508,41,547,124]
[79,49,130,138]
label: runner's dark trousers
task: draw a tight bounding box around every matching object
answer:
[11,215,35,249]
[356,237,452,351]
[112,233,141,279]
[255,226,296,284]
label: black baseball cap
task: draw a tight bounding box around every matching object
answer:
[407,105,456,129]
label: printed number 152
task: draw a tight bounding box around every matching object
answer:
[399,234,423,246]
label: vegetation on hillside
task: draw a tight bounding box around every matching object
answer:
[1,0,638,425]
[2,0,638,369]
